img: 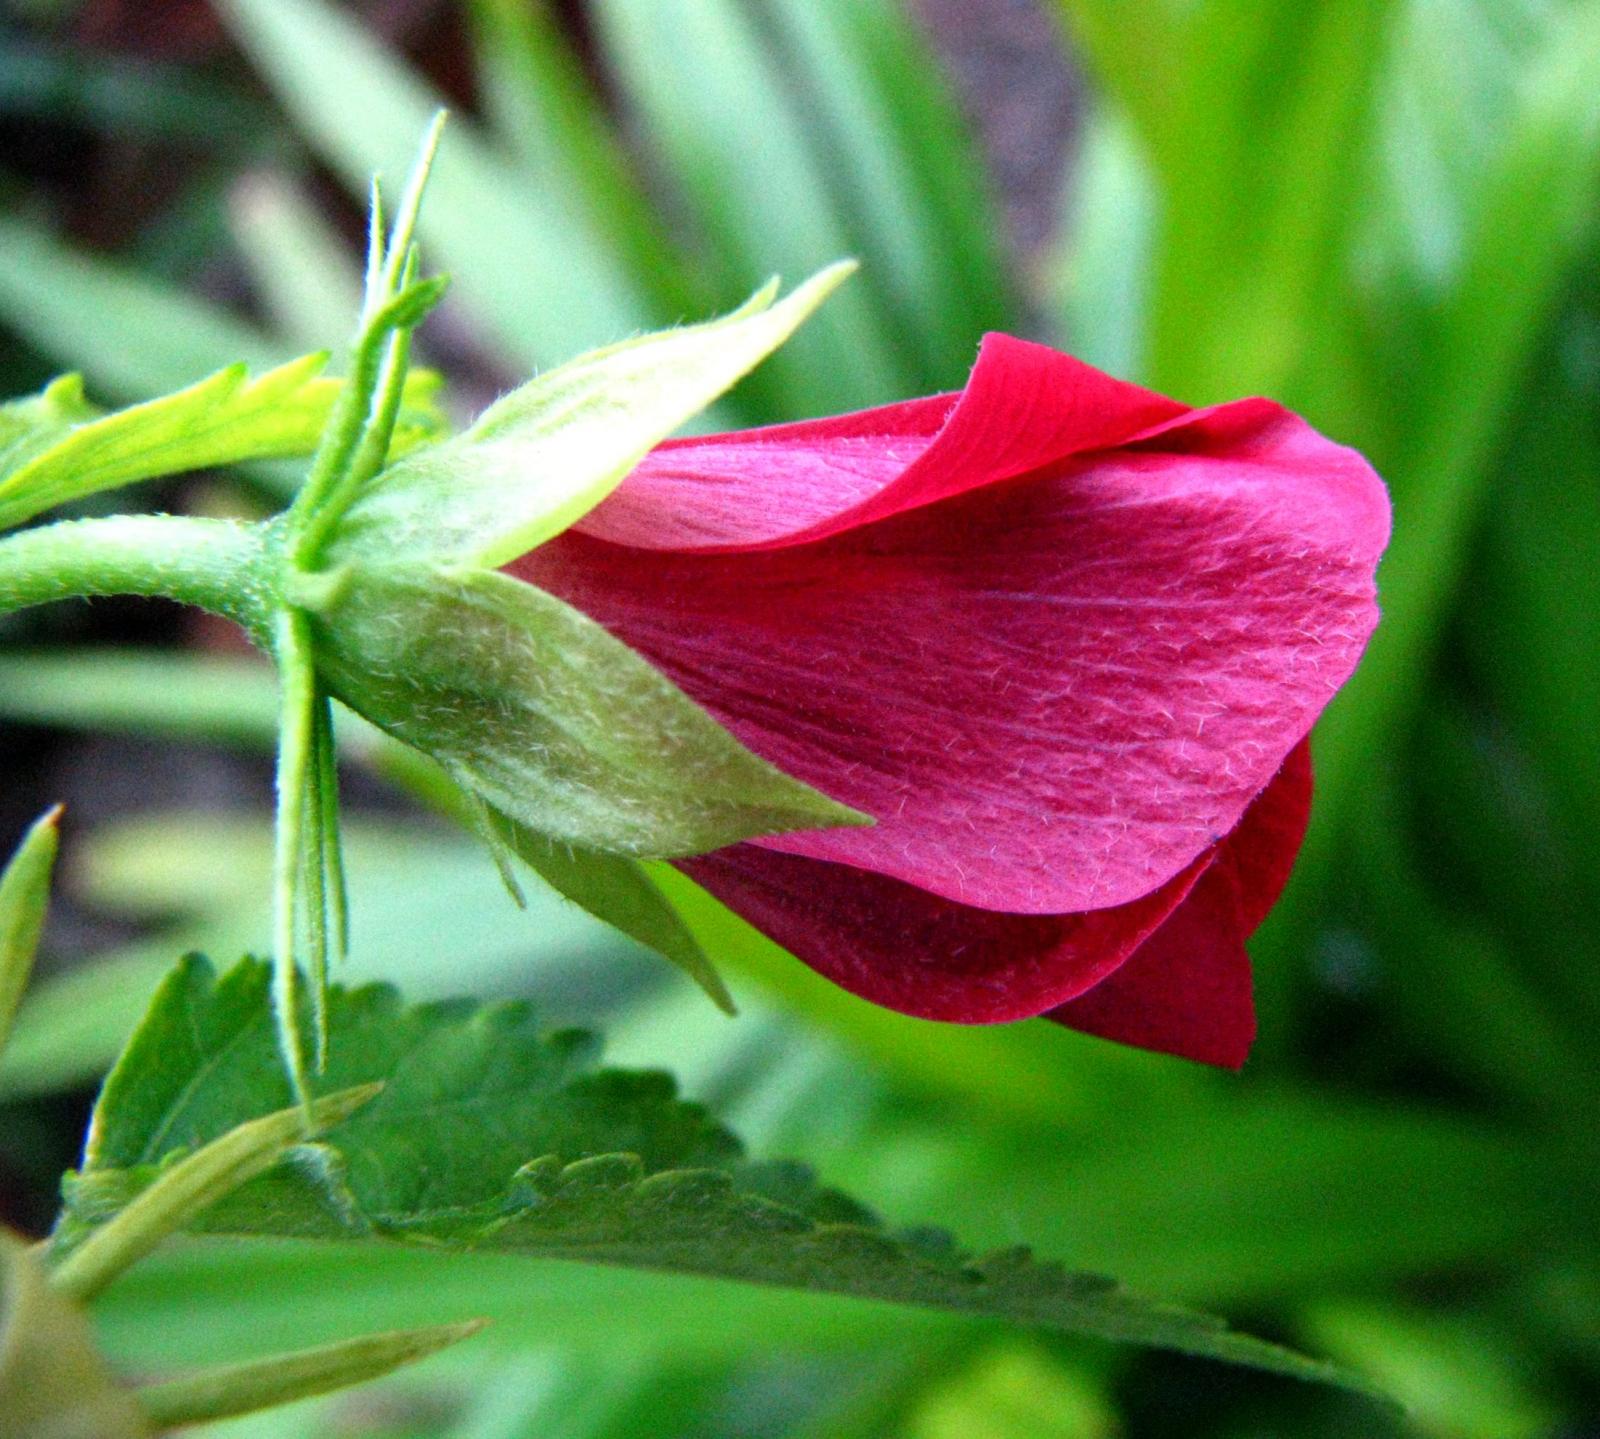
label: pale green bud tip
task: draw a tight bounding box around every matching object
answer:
[135,1316,489,1428]
[49,1083,382,1301]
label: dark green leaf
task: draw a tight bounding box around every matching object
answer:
[58,957,1382,1395]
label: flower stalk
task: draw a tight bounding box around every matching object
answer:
[0,514,273,638]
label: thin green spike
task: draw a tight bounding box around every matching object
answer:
[299,750,330,1073]
[382,110,447,295]
[314,695,349,959]
[461,784,527,910]
[50,1084,381,1302]
[362,176,386,319]
[136,1320,486,1429]
[271,609,318,1111]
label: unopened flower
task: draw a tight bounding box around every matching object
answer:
[509,335,1389,1066]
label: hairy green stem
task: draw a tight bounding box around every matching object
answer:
[0,515,274,640]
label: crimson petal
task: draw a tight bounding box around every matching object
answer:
[515,339,1384,913]
[676,845,1211,1024]
[576,334,1186,551]
[1050,742,1313,1066]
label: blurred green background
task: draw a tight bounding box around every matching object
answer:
[1,0,1598,1434]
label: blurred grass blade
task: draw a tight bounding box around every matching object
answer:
[1054,0,1188,171]
[0,33,269,150]
[230,172,367,356]
[465,0,699,317]
[1302,2,1600,844]
[0,814,659,1101]
[0,216,289,399]
[762,0,1021,389]
[215,0,651,372]
[1062,0,1395,401]
[589,0,914,416]
[1053,104,1157,378]
[0,650,280,747]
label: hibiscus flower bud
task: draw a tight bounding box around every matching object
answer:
[507,334,1391,1068]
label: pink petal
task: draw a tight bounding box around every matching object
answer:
[1050,742,1313,1066]
[676,846,1211,1023]
[577,335,1187,552]
[514,371,1386,911]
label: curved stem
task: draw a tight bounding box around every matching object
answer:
[0,515,275,642]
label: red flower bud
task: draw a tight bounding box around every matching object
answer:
[510,335,1390,1067]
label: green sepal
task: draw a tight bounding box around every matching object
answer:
[309,563,869,857]
[489,806,735,1013]
[0,358,447,535]
[325,263,856,570]
[0,372,99,474]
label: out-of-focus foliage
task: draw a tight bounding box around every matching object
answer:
[1,0,1597,1434]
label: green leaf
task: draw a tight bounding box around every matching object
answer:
[0,358,448,533]
[327,265,853,570]
[0,807,61,1062]
[0,1228,151,1439]
[0,373,99,475]
[311,565,868,857]
[60,957,1380,1394]
[492,811,734,1015]
[0,355,327,532]
[0,214,290,400]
